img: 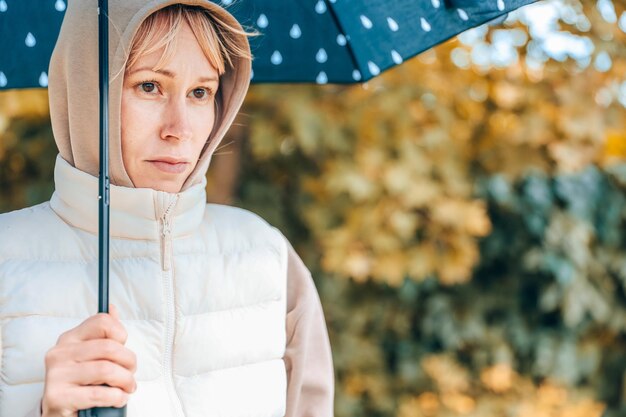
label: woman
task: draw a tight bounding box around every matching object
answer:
[0,1,334,416]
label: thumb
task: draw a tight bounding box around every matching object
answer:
[108,303,120,320]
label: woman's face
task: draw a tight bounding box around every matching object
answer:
[121,21,219,193]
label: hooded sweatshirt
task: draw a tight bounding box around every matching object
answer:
[0,0,333,416]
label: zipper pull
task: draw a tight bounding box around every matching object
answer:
[160,194,179,237]
[162,215,172,237]
[160,195,179,271]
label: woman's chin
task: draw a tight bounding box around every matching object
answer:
[142,162,193,192]
[133,175,185,193]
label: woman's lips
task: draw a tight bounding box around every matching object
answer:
[148,160,189,174]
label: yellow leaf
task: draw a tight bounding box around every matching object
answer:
[481,363,516,393]
[602,129,626,163]
[441,392,475,415]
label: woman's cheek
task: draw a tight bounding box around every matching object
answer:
[193,106,216,150]
[123,102,153,159]
[130,97,160,122]
[130,102,161,143]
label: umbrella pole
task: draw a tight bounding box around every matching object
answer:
[78,0,126,416]
[97,0,110,319]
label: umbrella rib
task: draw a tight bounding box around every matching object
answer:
[323,0,362,83]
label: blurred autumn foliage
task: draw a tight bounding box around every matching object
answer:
[2,0,626,416]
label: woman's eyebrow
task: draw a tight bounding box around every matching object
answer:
[129,67,218,83]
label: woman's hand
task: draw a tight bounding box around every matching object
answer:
[41,304,137,417]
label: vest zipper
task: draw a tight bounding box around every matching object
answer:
[159,194,185,417]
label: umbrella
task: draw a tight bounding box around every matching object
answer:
[0,0,539,415]
[0,0,539,88]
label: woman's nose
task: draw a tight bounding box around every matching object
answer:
[160,97,193,142]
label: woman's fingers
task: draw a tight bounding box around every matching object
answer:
[72,360,137,393]
[109,303,120,321]
[56,311,128,345]
[44,360,136,411]
[60,338,137,373]
[48,359,136,394]
[74,385,130,410]
[43,359,136,414]
[44,384,130,413]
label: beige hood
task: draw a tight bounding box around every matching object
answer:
[48,0,251,191]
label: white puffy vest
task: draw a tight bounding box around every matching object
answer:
[0,155,288,417]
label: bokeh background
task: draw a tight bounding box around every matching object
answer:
[2,0,626,416]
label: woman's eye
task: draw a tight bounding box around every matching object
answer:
[139,82,157,93]
[192,88,210,99]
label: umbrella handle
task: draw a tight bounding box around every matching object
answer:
[78,406,127,417]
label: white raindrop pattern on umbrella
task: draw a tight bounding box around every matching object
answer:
[387,17,399,32]
[367,61,380,76]
[316,48,328,63]
[239,0,506,84]
[360,15,373,29]
[257,13,268,28]
[345,0,511,79]
[0,0,66,89]
[290,24,301,39]
[55,0,66,12]
[271,50,283,65]
[249,1,351,84]
[391,50,403,64]
[315,0,326,14]
[25,32,36,47]
[0,0,521,87]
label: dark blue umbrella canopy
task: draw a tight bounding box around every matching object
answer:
[0,0,538,90]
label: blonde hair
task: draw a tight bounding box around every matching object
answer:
[126,4,256,77]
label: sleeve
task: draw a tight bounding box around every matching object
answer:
[284,239,335,417]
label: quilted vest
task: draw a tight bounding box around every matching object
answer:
[0,155,288,417]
